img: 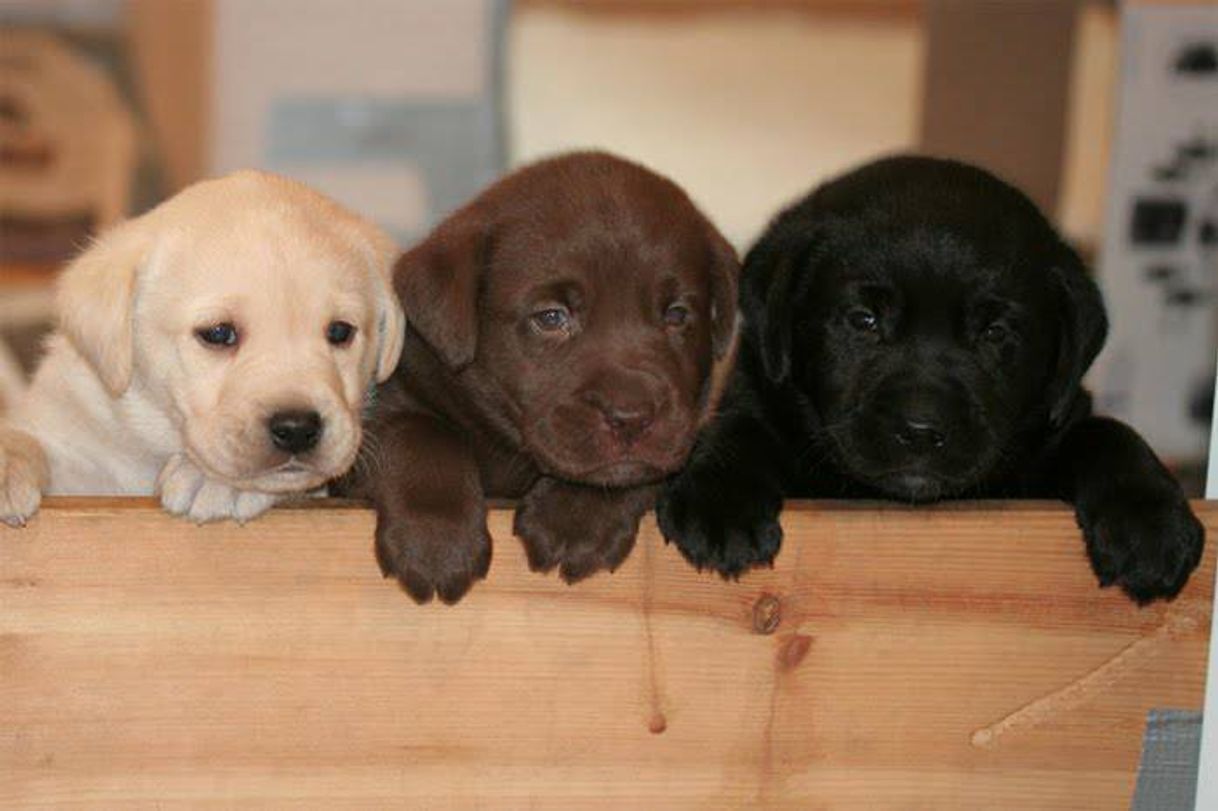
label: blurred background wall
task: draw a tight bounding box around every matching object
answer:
[0,0,1214,487]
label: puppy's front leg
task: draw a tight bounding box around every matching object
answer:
[157,453,281,524]
[363,414,491,604]
[656,412,787,577]
[513,478,656,583]
[1051,416,1204,603]
[0,426,49,526]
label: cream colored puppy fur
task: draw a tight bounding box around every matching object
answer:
[0,170,404,525]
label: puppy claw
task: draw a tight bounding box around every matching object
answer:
[1076,485,1204,604]
[157,453,279,524]
[374,513,491,605]
[0,429,49,528]
[656,474,784,578]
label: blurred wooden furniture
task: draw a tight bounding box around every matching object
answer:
[128,0,212,192]
[2,499,1213,808]
[0,30,136,236]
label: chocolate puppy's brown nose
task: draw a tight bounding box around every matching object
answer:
[584,391,656,446]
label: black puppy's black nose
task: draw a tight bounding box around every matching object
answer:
[268,410,323,454]
[895,419,947,451]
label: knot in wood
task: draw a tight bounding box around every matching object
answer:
[752,593,782,635]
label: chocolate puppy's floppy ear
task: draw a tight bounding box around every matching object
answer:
[1046,246,1108,426]
[394,212,490,370]
[56,215,154,396]
[704,224,741,360]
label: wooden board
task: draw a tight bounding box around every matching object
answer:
[2,498,1214,808]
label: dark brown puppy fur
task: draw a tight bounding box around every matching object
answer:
[341,152,740,603]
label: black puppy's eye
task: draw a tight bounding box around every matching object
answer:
[847,308,879,333]
[981,323,1009,343]
[663,302,691,327]
[196,323,238,348]
[326,320,356,346]
[530,306,571,334]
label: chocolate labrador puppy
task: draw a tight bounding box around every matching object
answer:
[658,155,1204,604]
[342,152,739,603]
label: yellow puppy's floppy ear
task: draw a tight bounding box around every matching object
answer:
[56,217,153,396]
[350,220,405,382]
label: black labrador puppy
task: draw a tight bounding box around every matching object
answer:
[658,155,1204,604]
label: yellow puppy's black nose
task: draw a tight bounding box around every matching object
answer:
[268,410,323,454]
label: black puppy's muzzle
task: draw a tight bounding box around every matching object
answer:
[841,374,989,499]
[865,379,963,456]
[894,418,947,452]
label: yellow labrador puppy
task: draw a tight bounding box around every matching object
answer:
[0,170,404,525]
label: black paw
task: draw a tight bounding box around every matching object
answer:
[656,470,783,578]
[374,509,492,605]
[1075,484,1204,604]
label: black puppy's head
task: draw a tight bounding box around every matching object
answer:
[745,156,1107,501]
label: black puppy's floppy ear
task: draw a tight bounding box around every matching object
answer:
[1047,247,1108,426]
[704,224,741,359]
[394,212,490,370]
[741,230,812,385]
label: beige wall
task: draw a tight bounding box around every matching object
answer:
[508,7,924,248]
[128,0,212,193]
[509,4,1117,250]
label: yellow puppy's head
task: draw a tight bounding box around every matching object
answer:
[57,170,405,493]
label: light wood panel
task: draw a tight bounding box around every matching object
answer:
[128,0,213,192]
[2,498,1214,808]
[515,0,922,17]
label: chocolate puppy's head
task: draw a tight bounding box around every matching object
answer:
[396,152,740,486]
[746,156,1107,501]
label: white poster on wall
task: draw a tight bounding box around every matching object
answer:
[1094,4,1218,465]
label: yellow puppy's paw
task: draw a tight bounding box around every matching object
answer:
[0,428,49,527]
[157,454,278,524]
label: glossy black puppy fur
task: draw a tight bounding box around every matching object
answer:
[657,155,1204,604]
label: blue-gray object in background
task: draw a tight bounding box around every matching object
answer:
[1132,709,1202,810]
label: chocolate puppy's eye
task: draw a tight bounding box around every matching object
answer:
[196,323,238,348]
[981,323,1009,343]
[530,306,571,334]
[326,320,356,346]
[847,308,879,333]
[663,302,691,327]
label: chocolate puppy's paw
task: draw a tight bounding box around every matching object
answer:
[1075,484,1204,604]
[513,479,646,584]
[374,509,492,605]
[656,470,783,578]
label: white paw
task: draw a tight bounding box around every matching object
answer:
[0,428,48,527]
[157,454,278,524]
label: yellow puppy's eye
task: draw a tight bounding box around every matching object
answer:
[196,323,238,348]
[326,321,356,346]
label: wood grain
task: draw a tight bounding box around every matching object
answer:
[2,498,1214,808]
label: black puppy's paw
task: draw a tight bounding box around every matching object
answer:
[657,470,783,578]
[374,509,492,605]
[513,479,646,584]
[1075,484,1204,604]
